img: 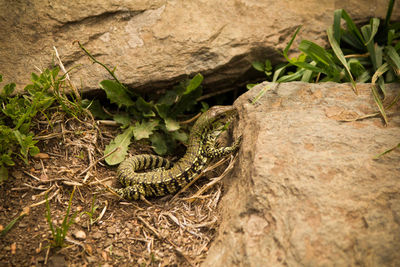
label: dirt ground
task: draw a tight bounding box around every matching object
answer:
[0,111,234,266]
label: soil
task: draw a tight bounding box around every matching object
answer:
[0,112,232,266]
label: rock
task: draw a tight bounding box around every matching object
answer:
[107,226,117,235]
[33,153,50,159]
[1,1,399,93]
[47,255,66,267]
[203,82,400,266]
[92,231,102,240]
[10,242,16,255]
[72,229,87,240]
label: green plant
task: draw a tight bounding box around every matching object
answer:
[80,195,100,228]
[0,66,88,182]
[250,0,400,124]
[45,188,77,248]
[0,73,54,182]
[78,42,205,165]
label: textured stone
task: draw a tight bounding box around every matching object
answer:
[204,82,400,266]
[72,229,87,240]
[1,1,399,92]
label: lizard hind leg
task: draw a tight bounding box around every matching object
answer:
[204,135,242,158]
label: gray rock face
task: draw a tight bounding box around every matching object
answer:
[204,82,400,266]
[1,1,398,92]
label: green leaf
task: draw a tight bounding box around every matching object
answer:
[338,9,364,46]
[157,90,178,106]
[375,142,400,159]
[81,99,111,120]
[341,32,365,50]
[136,97,155,117]
[29,146,40,157]
[283,26,302,57]
[13,131,38,164]
[154,103,170,119]
[164,117,180,131]
[170,85,202,117]
[348,58,367,77]
[327,26,357,93]
[1,154,14,166]
[0,165,8,184]
[364,18,380,45]
[246,84,257,90]
[2,83,16,96]
[104,126,134,165]
[371,63,390,125]
[361,25,380,70]
[113,113,131,127]
[277,69,306,82]
[99,80,135,108]
[383,0,395,31]
[387,29,395,46]
[272,64,289,82]
[132,120,158,140]
[299,40,335,68]
[31,72,39,82]
[251,61,265,72]
[200,101,209,113]
[0,74,2,83]
[265,60,272,71]
[150,133,168,155]
[170,130,188,143]
[386,45,400,74]
[333,9,342,43]
[184,73,203,95]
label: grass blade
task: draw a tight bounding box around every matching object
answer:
[289,60,327,74]
[364,18,380,45]
[283,26,302,57]
[386,45,400,75]
[277,69,306,82]
[333,9,342,43]
[45,194,56,238]
[327,26,357,93]
[0,207,29,238]
[383,0,395,30]
[371,63,390,125]
[251,83,275,104]
[361,25,383,71]
[374,142,400,159]
[299,40,335,67]
[272,64,288,82]
[339,9,365,45]
[341,31,365,50]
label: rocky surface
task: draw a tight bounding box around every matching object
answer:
[204,82,400,266]
[1,1,399,92]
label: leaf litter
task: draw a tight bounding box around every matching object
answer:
[0,108,237,266]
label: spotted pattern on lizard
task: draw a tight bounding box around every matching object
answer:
[113,105,242,200]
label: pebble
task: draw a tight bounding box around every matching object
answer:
[92,232,102,240]
[113,249,124,257]
[73,230,86,240]
[33,153,50,159]
[85,244,93,254]
[18,222,27,228]
[34,162,41,170]
[107,226,116,235]
[10,243,16,255]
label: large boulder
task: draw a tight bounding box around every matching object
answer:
[1,1,398,92]
[203,82,400,266]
